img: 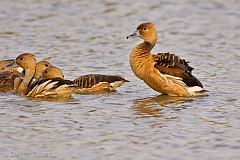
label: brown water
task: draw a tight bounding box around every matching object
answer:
[0,0,240,160]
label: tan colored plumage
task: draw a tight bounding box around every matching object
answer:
[127,22,207,96]
[11,53,77,98]
[41,66,64,79]
[13,53,36,95]
[34,61,52,79]
[0,58,53,93]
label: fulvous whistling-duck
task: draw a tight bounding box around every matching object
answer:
[127,22,207,96]
[41,66,129,94]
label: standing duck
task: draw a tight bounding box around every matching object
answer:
[9,53,78,98]
[41,66,129,93]
[127,22,207,96]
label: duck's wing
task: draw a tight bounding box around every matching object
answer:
[0,71,20,79]
[0,59,14,69]
[0,72,21,92]
[73,74,129,88]
[27,78,76,97]
[0,59,16,72]
[154,52,203,87]
[0,59,24,74]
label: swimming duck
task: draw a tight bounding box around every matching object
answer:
[41,66,64,79]
[127,22,206,96]
[0,60,52,93]
[26,60,53,92]
[41,66,129,93]
[73,74,129,93]
[9,53,78,98]
[34,61,52,80]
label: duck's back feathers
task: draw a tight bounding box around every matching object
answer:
[155,52,193,71]
[0,71,20,80]
[0,59,14,69]
[154,52,203,88]
[0,59,23,73]
[73,74,129,88]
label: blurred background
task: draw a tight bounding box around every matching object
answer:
[0,0,239,160]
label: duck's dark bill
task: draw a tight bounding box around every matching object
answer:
[126,30,139,39]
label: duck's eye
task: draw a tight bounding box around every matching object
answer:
[45,64,49,67]
[143,28,147,31]
[45,71,48,74]
[20,57,23,60]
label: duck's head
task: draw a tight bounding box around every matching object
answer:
[16,53,36,70]
[42,66,64,79]
[34,61,52,79]
[127,22,157,45]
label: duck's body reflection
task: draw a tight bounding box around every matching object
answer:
[27,96,76,103]
[133,95,198,117]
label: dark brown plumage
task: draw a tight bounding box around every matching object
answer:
[73,74,129,88]
[0,72,21,93]
[154,52,203,88]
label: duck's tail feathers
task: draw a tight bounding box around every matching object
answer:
[187,86,208,96]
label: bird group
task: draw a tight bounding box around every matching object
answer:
[0,53,129,98]
[0,22,207,99]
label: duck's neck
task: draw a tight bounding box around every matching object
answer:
[130,41,155,63]
[34,70,41,79]
[132,41,154,58]
[129,41,155,78]
[18,68,35,95]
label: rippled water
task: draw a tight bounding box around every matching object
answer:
[0,0,240,160]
